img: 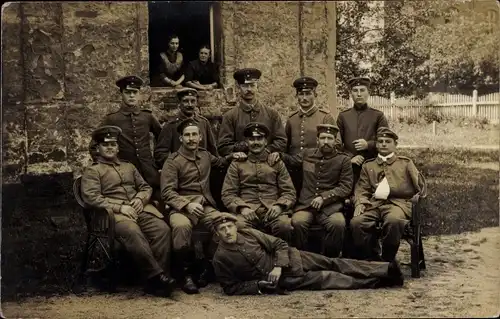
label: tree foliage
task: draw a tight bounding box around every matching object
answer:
[336,0,499,98]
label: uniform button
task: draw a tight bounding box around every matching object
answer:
[300,147,303,150]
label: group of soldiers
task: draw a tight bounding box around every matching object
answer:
[81,68,426,297]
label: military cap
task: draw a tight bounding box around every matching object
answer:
[377,126,399,140]
[177,87,198,99]
[176,118,200,135]
[347,76,371,88]
[211,213,239,230]
[293,76,318,92]
[92,125,122,144]
[317,124,339,136]
[116,75,144,90]
[243,122,270,138]
[233,68,262,84]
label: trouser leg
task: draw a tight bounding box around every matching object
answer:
[291,210,314,250]
[115,219,164,280]
[350,209,380,260]
[379,204,409,261]
[317,212,346,257]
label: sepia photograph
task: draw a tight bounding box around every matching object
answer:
[1,1,499,318]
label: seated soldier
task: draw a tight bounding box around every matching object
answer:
[184,45,220,91]
[154,88,218,169]
[271,124,353,257]
[161,118,246,294]
[351,127,426,262]
[211,212,404,295]
[81,126,175,297]
[221,122,296,243]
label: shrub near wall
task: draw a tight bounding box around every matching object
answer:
[1,148,498,300]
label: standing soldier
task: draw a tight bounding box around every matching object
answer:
[161,119,246,294]
[221,122,296,242]
[337,77,389,187]
[81,126,175,297]
[217,68,287,156]
[285,76,339,193]
[272,124,353,257]
[351,127,426,261]
[91,76,163,199]
[154,88,218,169]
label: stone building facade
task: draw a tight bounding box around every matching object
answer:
[2,2,337,183]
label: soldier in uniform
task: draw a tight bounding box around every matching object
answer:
[154,88,218,168]
[91,76,163,199]
[160,118,246,294]
[336,77,389,187]
[351,127,427,261]
[217,68,287,156]
[284,77,339,194]
[221,122,296,243]
[271,124,353,257]
[81,126,175,297]
[211,212,404,295]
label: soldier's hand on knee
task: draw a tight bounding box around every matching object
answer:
[310,196,324,210]
[120,205,138,220]
[265,205,283,220]
[187,203,205,217]
[267,152,281,166]
[353,204,365,217]
[241,207,258,221]
[130,198,144,213]
[351,155,365,166]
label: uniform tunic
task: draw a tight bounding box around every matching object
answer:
[285,107,335,155]
[161,146,230,251]
[336,106,388,160]
[99,107,162,189]
[221,151,296,240]
[81,157,170,279]
[217,101,287,156]
[351,154,426,261]
[282,148,353,254]
[154,113,218,168]
[213,228,397,295]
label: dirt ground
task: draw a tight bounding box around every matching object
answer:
[2,227,499,319]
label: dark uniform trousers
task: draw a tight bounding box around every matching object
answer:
[291,207,345,257]
[213,228,397,295]
[235,207,293,243]
[115,210,172,279]
[350,203,407,261]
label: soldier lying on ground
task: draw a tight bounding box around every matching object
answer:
[161,118,246,294]
[351,126,427,262]
[221,122,296,243]
[271,124,353,257]
[211,213,404,295]
[81,125,175,297]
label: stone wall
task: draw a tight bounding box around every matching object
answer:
[2,2,336,183]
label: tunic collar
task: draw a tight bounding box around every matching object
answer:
[247,149,270,162]
[119,105,141,115]
[298,105,318,117]
[178,146,201,161]
[376,153,397,165]
[95,156,121,166]
[239,100,261,113]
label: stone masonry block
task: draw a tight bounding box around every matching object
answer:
[1,3,23,104]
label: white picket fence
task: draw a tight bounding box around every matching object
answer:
[337,91,500,123]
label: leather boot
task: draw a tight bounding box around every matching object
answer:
[144,273,176,297]
[178,249,199,294]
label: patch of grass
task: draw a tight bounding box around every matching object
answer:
[394,122,499,148]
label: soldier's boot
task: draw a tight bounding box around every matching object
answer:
[381,244,399,262]
[144,273,176,297]
[196,258,214,288]
[178,250,199,294]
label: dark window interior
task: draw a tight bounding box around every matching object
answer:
[148,1,221,87]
